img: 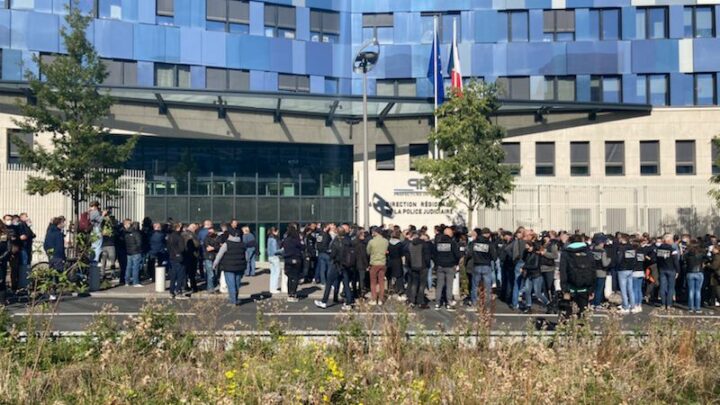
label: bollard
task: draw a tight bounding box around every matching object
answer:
[88,264,101,292]
[155,266,166,293]
[220,271,228,293]
[18,265,30,289]
[281,262,288,294]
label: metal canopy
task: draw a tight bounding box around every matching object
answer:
[0,81,652,124]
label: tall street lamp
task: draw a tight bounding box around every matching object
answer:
[353,38,380,229]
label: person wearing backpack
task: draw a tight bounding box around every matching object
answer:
[590,234,612,310]
[466,228,496,310]
[366,227,390,305]
[656,233,680,311]
[315,227,355,309]
[559,234,595,319]
[405,231,431,308]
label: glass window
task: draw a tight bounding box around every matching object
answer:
[99,0,122,19]
[712,141,720,175]
[324,78,338,95]
[265,4,296,38]
[685,6,714,38]
[154,63,174,87]
[590,8,620,40]
[637,7,667,39]
[101,59,136,86]
[363,13,393,42]
[376,144,395,171]
[507,11,529,42]
[228,69,249,91]
[409,143,429,171]
[640,140,660,175]
[310,9,340,43]
[206,67,226,90]
[502,142,520,176]
[647,74,668,106]
[278,74,310,93]
[605,141,624,176]
[636,75,647,103]
[207,0,249,32]
[544,76,575,101]
[591,75,622,103]
[695,73,716,106]
[535,142,555,176]
[420,12,461,43]
[570,141,590,176]
[497,77,530,100]
[177,66,190,88]
[157,0,173,17]
[376,79,416,97]
[7,129,32,166]
[676,140,696,175]
[543,9,575,41]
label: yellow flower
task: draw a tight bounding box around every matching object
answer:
[293,369,300,374]
[322,394,330,403]
[242,361,249,370]
[224,370,236,379]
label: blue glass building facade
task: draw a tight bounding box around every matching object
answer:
[0,0,717,106]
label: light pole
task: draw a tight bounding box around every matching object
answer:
[353,38,380,229]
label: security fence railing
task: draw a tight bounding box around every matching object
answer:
[478,180,720,236]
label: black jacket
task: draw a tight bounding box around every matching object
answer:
[281,236,304,261]
[203,233,221,262]
[329,235,353,268]
[467,236,496,266]
[432,235,461,267]
[353,237,369,270]
[656,243,680,272]
[216,237,247,273]
[124,227,143,256]
[167,231,186,262]
[405,238,431,270]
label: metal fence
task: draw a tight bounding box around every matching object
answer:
[1,164,145,240]
[477,181,720,236]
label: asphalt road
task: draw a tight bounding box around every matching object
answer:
[5,295,720,334]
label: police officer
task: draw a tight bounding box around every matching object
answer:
[432,226,461,310]
[466,228,496,309]
[314,224,333,285]
[559,234,595,319]
[590,234,611,310]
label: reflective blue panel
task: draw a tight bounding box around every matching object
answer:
[133,23,166,61]
[376,26,393,44]
[249,1,264,36]
[121,0,138,22]
[53,0,69,14]
[292,40,305,74]
[12,0,34,10]
[99,0,122,20]
[136,61,153,86]
[201,29,225,66]
[206,20,226,32]
[631,40,678,74]
[229,23,249,34]
[509,11,528,42]
[95,19,134,59]
[603,76,621,103]
[670,72,692,106]
[157,16,174,26]
[137,0,155,24]
[309,75,324,93]
[325,77,338,94]
[693,39,720,72]
[164,26,181,63]
[567,42,622,75]
[648,74,667,106]
[648,8,666,39]
[0,9,9,48]
[383,44,412,78]
[1,48,23,80]
[190,65,204,89]
[420,13,433,43]
[34,0,52,12]
[180,27,203,65]
[602,9,620,40]
[306,41,331,76]
[11,10,60,52]
[695,73,715,105]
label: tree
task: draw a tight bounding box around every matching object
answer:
[11,2,137,229]
[709,137,720,207]
[414,82,516,229]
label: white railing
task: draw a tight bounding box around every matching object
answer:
[1,164,145,240]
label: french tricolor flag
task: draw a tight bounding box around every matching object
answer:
[448,20,463,96]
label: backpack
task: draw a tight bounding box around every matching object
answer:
[339,238,356,268]
[78,212,91,233]
[566,249,595,289]
[409,242,424,270]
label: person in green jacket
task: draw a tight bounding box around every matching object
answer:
[366,227,389,305]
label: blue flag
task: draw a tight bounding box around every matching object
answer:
[427,33,444,105]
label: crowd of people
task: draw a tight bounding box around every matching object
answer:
[3,201,720,317]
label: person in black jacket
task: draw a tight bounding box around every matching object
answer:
[147,223,166,283]
[467,228,497,310]
[167,222,189,298]
[406,232,431,308]
[213,229,247,305]
[559,235,595,318]
[281,226,304,302]
[123,220,143,287]
[316,227,355,309]
[521,242,549,312]
[203,228,221,293]
[352,229,369,299]
[656,233,680,310]
[432,227,461,310]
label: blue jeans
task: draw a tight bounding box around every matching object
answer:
[315,253,330,284]
[471,265,493,307]
[92,226,102,263]
[224,271,243,305]
[511,260,524,309]
[686,272,704,311]
[427,261,434,288]
[632,275,644,307]
[617,270,634,310]
[493,258,502,287]
[168,260,186,295]
[126,254,142,286]
[269,256,281,292]
[245,248,256,276]
[593,276,606,306]
[659,270,676,308]
[523,275,549,308]
[322,264,354,305]
[204,259,215,291]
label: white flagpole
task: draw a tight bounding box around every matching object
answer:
[433,16,439,160]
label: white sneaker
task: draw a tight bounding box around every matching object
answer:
[636,305,643,313]
[133,284,144,288]
[449,300,457,307]
[618,308,630,315]
[715,300,720,307]
[49,294,58,302]
[341,304,353,311]
[314,300,327,309]
[630,306,641,314]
